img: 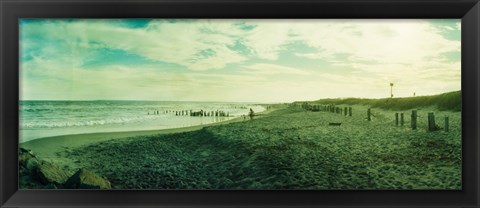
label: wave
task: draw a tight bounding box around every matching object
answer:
[20,115,162,128]
[19,101,266,130]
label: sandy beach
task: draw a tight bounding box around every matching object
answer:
[21,103,461,189]
[20,105,278,173]
[18,18,462,191]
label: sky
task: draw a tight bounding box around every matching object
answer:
[19,19,461,103]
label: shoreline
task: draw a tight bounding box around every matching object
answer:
[20,105,280,169]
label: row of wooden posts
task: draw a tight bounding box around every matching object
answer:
[149,110,230,117]
[366,109,450,132]
[301,103,450,132]
[170,110,229,117]
[302,103,353,117]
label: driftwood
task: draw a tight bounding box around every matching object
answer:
[328,122,342,126]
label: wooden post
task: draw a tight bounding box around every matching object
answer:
[349,107,352,116]
[400,113,404,126]
[445,116,449,132]
[367,108,371,121]
[428,112,436,131]
[344,107,347,116]
[411,110,417,130]
[395,113,399,126]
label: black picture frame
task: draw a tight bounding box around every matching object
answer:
[1,0,479,207]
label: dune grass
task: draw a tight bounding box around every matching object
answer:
[307,91,461,111]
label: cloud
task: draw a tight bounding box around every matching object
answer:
[239,20,296,60]
[21,19,459,72]
[20,55,267,101]
[443,26,455,31]
[242,63,310,75]
[289,20,460,64]
[21,20,248,71]
[20,19,461,101]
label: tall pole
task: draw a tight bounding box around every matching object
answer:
[390,83,394,98]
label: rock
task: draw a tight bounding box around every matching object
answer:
[64,169,112,189]
[36,161,70,185]
[19,147,41,177]
[25,157,41,171]
[19,148,45,188]
[18,148,73,189]
[18,148,111,190]
[19,148,35,167]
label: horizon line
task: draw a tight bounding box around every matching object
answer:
[19,89,461,103]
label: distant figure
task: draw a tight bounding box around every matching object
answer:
[248,108,255,120]
[243,115,246,120]
[414,92,416,97]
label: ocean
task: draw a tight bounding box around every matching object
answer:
[19,100,266,143]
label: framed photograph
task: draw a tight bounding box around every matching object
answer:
[1,0,479,207]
